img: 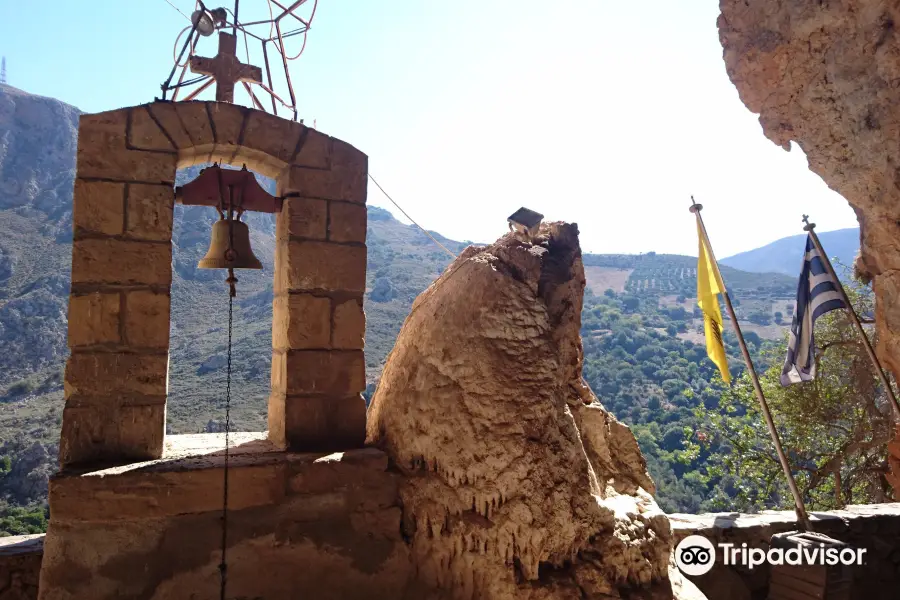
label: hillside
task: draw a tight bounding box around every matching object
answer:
[0,86,807,532]
[721,227,860,276]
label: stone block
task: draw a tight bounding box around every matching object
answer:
[117,404,166,463]
[332,138,367,169]
[125,183,174,241]
[72,179,125,236]
[282,394,367,450]
[208,101,246,146]
[270,351,286,393]
[64,394,166,409]
[274,350,365,395]
[128,106,175,152]
[272,293,331,350]
[50,459,286,520]
[274,234,287,293]
[67,292,121,347]
[71,239,172,286]
[173,101,214,147]
[292,128,332,169]
[281,165,367,204]
[147,102,193,149]
[242,110,303,165]
[59,405,107,467]
[123,290,170,349]
[77,117,177,183]
[281,240,366,293]
[65,352,168,397]
[207,143,239,168]
[267,392,287,449]
[276,197,327,241]
[328,201,367,243]
[80,109,128,135]
[287,448,391,495]
[332,297,365,350]
[278,491,350,521]
[59,403,164,466]
[231,144,285,180]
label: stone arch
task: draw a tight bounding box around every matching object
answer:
[61,100,368,468]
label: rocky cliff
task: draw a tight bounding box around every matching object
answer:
[367,223,678,599]
[717,0,900,377]
[0,85,78,378]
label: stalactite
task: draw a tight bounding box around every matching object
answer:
[367,222,674,597]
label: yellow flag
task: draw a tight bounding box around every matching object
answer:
[695,218,731,384]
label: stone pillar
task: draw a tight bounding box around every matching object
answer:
[60,108,176,467]
[270,140,368,451]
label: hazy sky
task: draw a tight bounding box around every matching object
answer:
[1,0,859,257]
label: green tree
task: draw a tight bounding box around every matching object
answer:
[747,311,772,326]
[696,277,895,511]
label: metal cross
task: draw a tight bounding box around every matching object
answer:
[190,32,262,103]
[801,214,816,231]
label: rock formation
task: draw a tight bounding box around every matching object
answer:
[717,0,900,493]
[366,223,678,599]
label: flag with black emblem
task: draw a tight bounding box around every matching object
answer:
[695,218,731,384]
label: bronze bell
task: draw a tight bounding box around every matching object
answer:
[198,217,263,270]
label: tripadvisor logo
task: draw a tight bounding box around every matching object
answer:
[674,534,867,577]
[675,536,716,576]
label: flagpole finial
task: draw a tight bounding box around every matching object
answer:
[689,196,703,214]
[802,214,815,232]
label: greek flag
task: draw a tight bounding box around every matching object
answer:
[780,234,847,386]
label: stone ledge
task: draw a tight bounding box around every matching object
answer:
[668,504,900,600]
[0,534,44,557]
[668,502,900,543]
[50,433,395,522]
[39,434,410,600]
[0,534,42,600]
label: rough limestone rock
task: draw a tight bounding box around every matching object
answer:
[717,0,900,497]
[367,223,679,599]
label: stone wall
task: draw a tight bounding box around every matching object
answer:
[670,503,900,600]
[0,535,42,600]
[36,434,414,600]
[19,503,900,599]
[62,100,368,467]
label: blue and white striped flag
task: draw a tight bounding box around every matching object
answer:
[780,234,847,386]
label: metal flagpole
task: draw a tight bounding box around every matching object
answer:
[802,215,900,419]
[691,199,812,530]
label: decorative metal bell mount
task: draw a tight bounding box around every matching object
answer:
[175,163,280,296]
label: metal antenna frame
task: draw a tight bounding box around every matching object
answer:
[160,0,317,121]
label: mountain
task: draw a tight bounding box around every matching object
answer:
[721,227,860,277]
[0,85,811,529]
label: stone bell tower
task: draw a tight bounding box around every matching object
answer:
[59,65,368,467]
[38,18,410,600]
